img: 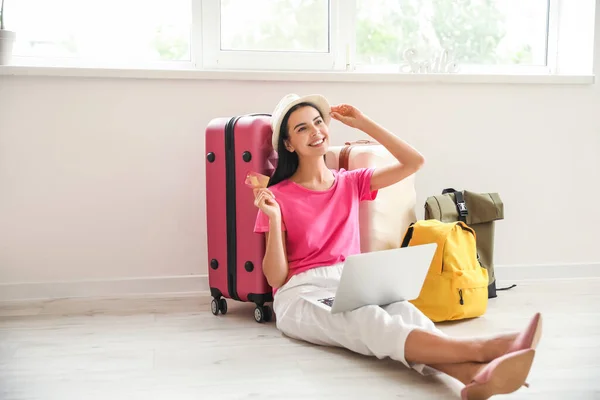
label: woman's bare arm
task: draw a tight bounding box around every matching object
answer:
[330,104,425,191]
[262,215,289,289]
[359,117,425,191]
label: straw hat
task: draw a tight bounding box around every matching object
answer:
[270,93,331,150]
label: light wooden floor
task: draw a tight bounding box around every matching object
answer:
[1,279,599,400]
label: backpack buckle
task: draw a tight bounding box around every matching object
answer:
[457,201,468,216]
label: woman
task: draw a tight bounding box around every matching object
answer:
[251,93,542,400]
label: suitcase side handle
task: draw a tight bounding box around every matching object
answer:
[339,140,380,170]
[344,139,378,145]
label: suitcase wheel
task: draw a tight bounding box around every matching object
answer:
[254,305,272,323]
[211,298,228,316]
[219,298,228,315]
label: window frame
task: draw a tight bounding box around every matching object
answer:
[344,0,558,75]
[2,0,594,79]
[545,0,561,73]
[200,0,562,74]
[199,0,344,71]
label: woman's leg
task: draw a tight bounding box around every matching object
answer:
[274,290,487,374]
[382,301,517,365]
[404,329,517,365]
[273,265,536,381]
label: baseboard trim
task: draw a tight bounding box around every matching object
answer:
[0,275,209,302]
[494,262,600,284]
[1,262,598,302]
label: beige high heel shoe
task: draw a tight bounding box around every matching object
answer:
[461,348,535,400]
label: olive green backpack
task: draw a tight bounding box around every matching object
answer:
[424,188,515,298]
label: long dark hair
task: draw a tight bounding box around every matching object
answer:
[268,102,324,187]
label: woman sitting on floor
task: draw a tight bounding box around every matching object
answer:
[252,93,542,400]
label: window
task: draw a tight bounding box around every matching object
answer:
[7,0,191,66]
[355,0,551,72]
[3,0,596,75]
[200,0,338,70]
[219,0,330,53]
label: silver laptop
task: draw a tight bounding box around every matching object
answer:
[300,243,437,314]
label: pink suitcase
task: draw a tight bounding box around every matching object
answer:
[205,114,278,323]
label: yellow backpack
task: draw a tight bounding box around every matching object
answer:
[401,219,489,322]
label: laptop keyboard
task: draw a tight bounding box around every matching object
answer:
[318,297,335,307]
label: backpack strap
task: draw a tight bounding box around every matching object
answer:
[442,188,468,223]
[401,224,414,248]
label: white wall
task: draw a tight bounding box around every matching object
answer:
[1,21,599,297]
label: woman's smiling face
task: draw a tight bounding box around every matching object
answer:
[284,105,330,158]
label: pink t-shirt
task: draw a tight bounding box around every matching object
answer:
[253,168,378,288]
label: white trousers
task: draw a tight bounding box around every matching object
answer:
[273,263,445,375]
